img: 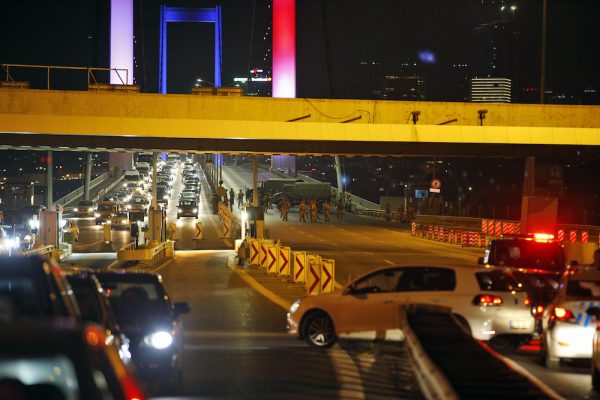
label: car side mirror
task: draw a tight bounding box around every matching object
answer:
[477,257,485,265]
[587,306,600,317]
[173,302,190,316]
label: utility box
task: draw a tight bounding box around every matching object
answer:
[38,211,60,247]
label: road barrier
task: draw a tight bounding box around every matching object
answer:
[167,223,177,241]
[293,251,306,283]
[194,222,203,240]
[278,246,291,276]
[243,238,337,295]
[21,244,60,262]
[223,218,232,239]
[117,240,174,267]
[266,243,278,274]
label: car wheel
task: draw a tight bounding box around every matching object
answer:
[593,362,600,390]
[452,314,471,336]
[489,335,519,354]
[541,339,560,370]
[302,312,336,348]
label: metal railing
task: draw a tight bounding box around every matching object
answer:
[53,172,109,207]
[2,64,129,90]
[296,173,380,210]
[21,245,56,259]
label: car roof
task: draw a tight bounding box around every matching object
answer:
[95,271,161,283]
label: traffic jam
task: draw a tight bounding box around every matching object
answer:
[0,154,200,399]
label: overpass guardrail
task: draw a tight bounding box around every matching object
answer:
[117,240,174,268]
[53,172,109,207]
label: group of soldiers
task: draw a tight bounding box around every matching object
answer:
[278,197,348,223]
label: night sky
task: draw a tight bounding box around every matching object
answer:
[1,0,599,100]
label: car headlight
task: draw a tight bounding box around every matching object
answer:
[74,208,79,212]
[123,183,127,187]
[177,208,182,213]
[126,205,131,210]
[94,213,100,217]
[163,195,168,200]
[290,300,301,314]
[144,331,173,349]
[121,220,128,224]
[88,208,93,212]
[193,208,198,213]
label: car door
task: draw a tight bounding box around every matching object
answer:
[337,268,404,337]
[396,267,457,307]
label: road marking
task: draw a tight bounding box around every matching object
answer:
[383,259,395,265]
[227,257,291,311]
[318,238,325,242]
[331,242,339,247]
[364,251,374,255]
[74,240,105,250]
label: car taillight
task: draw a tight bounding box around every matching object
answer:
[524,297,531,306]
[121,374,145,400]
[553,306,576,322]
[473,294,503,306]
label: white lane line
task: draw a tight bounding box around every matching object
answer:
[383,259,395,265]
[318,238,326,242]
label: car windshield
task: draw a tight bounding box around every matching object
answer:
[67,279,103,324]
[103,281,169,319]
[494,241,564,271]
[567,279,600,298]
[476,270,525,292]
[78,201,94,206]
[98,205,116,211]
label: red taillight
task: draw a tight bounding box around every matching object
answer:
[531,304,545,318]
[553,307,575,321]
[121,374,145,400]
[524,297,531,306]
[533,233,554,242]
[473,294,503,306]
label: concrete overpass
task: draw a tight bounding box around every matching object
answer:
[0,89,599,157]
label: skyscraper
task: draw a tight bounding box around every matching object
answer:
[470,2,520,102]
[246,0,273,97]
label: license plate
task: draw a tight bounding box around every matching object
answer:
[510,320,530,329]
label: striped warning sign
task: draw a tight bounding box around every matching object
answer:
[321,259,335,293]
[266,244,278,274]
[249,239,259,266]
[194,222,203,240]
[307,263,321,296]
[278,246,291,276]
[260,240,269,268]
[293,251,306,283]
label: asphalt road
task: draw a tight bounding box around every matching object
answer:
[64,162,600,399]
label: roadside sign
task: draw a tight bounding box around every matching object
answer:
[278,246,291,276]
[293,251,306,283]
[307,263,321,296]
[223,218,231,239]
[249,239,259,266]
[321,259,335,293]
[260,240,272,268]
[194,222,203,240]
[266,244,278,274]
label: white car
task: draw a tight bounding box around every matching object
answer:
[287,265,534,350]
[541,268,600,369]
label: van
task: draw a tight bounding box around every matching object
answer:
[124,170,141,188]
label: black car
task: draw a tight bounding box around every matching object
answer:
[177,200,198,219]
[95,272,190,390]
[0,256,79,320]
[64,268,132,364]
[0,319,146,400]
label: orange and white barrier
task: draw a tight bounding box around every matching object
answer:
[259,239,272,268]
[249,238,260,266]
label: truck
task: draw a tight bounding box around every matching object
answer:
[272,182,331,208]
[246,178,302,204]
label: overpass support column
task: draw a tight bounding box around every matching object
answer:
[83,153,92,200]
[45,150,53,209]
[334,156,343,195]
[148,153,163,242]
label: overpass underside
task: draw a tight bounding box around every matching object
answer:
[0,89,599,158]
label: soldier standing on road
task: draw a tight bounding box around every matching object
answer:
[323,200,330,222]
[130,221,140,249]
[284,198,290,221]
[237,189,244,209]
[337,199,344,221]
[310,199,318,222]
[229,188,235,211]
[385,203,391,221]
[299,199,307,222]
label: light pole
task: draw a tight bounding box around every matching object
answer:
[540,0,547,104]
